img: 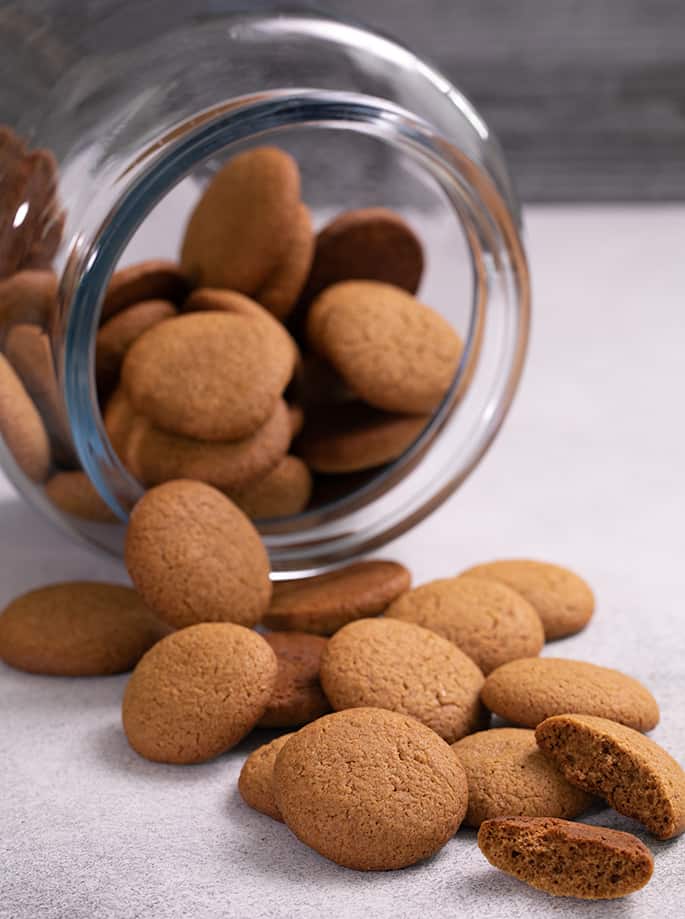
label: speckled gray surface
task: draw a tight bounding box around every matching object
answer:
[1,207,685,918]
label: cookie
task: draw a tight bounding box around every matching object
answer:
[256,204,314,320]
[264,560,411,635]
[121,311,295,441]
[0,270,57,338]
[180,146,301,293]
[385,577,544,675]
[0,582,168,675]
[478,817,654,899]
[308,281,463,414]
[124,480,272,629]
[273,708,468,870]
[287,403,304,439]
[238,733,294,821]
[259,632,330,728]
[536,714,685,840]
[228,455,312,520]
[0,353,50,482]
[122,623,277,764]
[125,398,291,491]
[103,387,136,461]
[481,658,659,732]
[460,559,594,640]
[101,259,189,322]
[320,617,486,743]
[295,401,429,474]
[452,728,593,827]
[44,471,118,523]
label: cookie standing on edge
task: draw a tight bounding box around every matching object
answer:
[256,203,314,319]
[0,353,50,482]
[238,733,294,821]
[259,632,330,728]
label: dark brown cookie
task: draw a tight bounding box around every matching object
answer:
[259,632,330,728]
[256,204,315,320]
[238,733,294,821]
[0,353,50,482]
[227,454,312,520]
[44,471,118,523]
[101,259,189,322]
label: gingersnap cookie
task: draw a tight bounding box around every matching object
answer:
[263,560,411,635]
[121,311,295,441]
[181,146,300,293]
[101,259,189,322]
[125,398,291,491]
[0,353,50,482]
[125,480,271,629]
[287,403,304,439]
[452,728,592,827]
[386,577,544,675]
[320,617,485,743]
[0,582,168,676]
[44,471,118,523]
[536,714,685,840]
[308,281,463,414]
[0,270,57,337]
[481,658,659,732]
[103,387,136,461]
[256,204,314,320]
[238,733,294,821]
[122,623,277,764]
[274,707,468,870]
[478,817,654,899]
[228,455,312,520]
[460,559,594,640]
[259,632,330,728]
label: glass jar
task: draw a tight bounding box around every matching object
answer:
[0,3,530,573]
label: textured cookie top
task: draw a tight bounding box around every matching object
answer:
[256,203,314,319]
[101,259,189,321]
[273,707,468,871]
[0,352,50,482]
[228,455,312,521]
[481,657,659,732]
[96,299,177,391]
[536,714,685,840]
[307,280,463,415]
[386,576,545,675]
[124,480,271,629]
[122,623,277,764]
[320,617,485,743]
[452,727,592,827]
[259,631,330,728]
[238,733,294,822]
[460,559,594,640]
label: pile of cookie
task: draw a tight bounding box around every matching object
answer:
[0,476,683,902]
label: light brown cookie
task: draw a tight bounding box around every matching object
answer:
[44,471,118,523]
[0,582,168,675]
[121,311,295,441]
[238,733,294,821]
[0,270,57,337]
[264,560,411,635]
[125,398,291,491]
[227,455,312,520]
[481,658,659,732]
[287,403,305,439]
[478,816,654,899]
[386,577,544,675]
[103,387,136,461]
[452,728,592,827]
[0,353,50,482]
[460,559,594,640]
[101,259,189,322]
[122,623,277,764]
[259,632,330,728]
[536,714,685,840]
[125,480,272,629]
[308,281,462,414]
[256,204,314,320]
[295,401,429,474]
[274,708,467,870]
[181,146,301,292]
[320,617,486,743]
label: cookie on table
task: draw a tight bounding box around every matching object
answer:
[320,617,486,743]
[0,353,50,482]
[0,582,168,675]
[481,657,659,732]
[238,733,294,821]
[123,623,277,764]
[125,480,272,629]
[101,259,189,322]
[256,203,314,320]
[263,560,411,635]
[259,632,330,728]
[459,559,594,640]
[45,470,118,523]
[274,708,468,870]
[478,817,654,900]
[536,714,685,840]
[228,455,312,520]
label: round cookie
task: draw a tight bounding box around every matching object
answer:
[101,259,189,322]
[0,582,168,675]
[287,403,305,439]
[452,728,593,827]
[0,353,50,482]
[238,733,294,821]
[103,387,136,461]
[460,559,594,640]
[45,471,118,523]
[263,560,411,635]
[121,310,295,441]
[256,204,314,320]
[0,270,57,334]
[385,576,544,675]
[228,455,312,520]
[259,632,330,728]
[124,480,272,629]
[96,299,177,395]
[320,617,486,743]
[481,657,659,732]
[180,146,301,293]
[274,707,468,870]
[308,281,463,414]
[122,623,277,764]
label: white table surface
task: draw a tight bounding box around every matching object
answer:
[1,206,684,919]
